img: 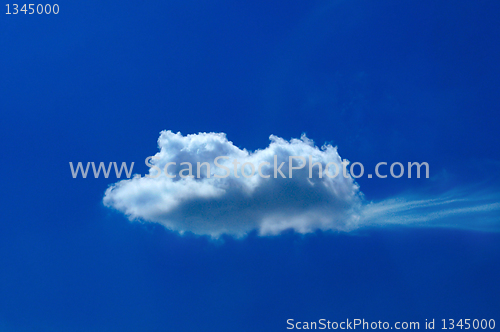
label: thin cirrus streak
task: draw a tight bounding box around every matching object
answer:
[103,131,500,237]
[362,189,500,232]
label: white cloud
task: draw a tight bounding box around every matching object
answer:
[103,131,363,237]
[103,131,500,237]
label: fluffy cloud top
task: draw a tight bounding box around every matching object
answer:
[103,131,363,237]
[103,131,500,237]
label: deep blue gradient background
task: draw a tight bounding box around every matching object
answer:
[1,0,499,331]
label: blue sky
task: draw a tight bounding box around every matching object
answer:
[1,0,499,331]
